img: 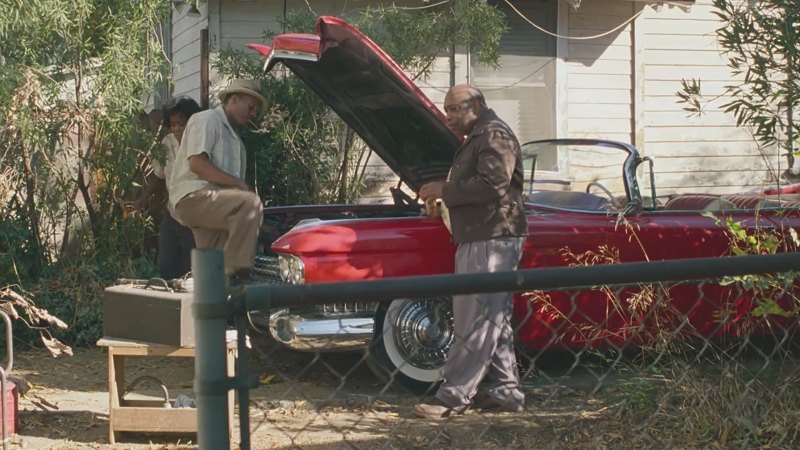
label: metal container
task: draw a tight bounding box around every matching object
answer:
[102,282,194,347]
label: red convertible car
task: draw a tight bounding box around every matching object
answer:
[249,17,800,393]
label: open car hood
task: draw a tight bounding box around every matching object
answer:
[248,16,460,193]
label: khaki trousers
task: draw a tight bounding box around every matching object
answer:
[173,189,262,275]
[435,236,526,412]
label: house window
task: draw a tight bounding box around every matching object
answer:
[471,0,557,143]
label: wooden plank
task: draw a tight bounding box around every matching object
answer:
[644,65,736,82]
[111,407,197,433]
[567,59,632,76]
[568,103,631,119]
[646,49,727,66]
[644,111,738,127]
[646,125,753,142]
[175,76,200,95]
[172,53,201,71]
[173,19,205,52]
[643,140,765,157]
[644,95,737,112]
[567,131,632,142]
[641,18,721,36]
[569,88,632,104]
[568,44,632,61]
[568,118,631,134]
[172,36,200,61]
[121,399,180,408]
[646,80,732,96]
[644,34,720,51]
[569,74,632,90]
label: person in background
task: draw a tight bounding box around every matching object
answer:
[134,97,202,279]
[414,84,528,419]
[167,79,266,285]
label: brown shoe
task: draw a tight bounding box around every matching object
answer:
[413,398,462,419]
[472,392,523,413]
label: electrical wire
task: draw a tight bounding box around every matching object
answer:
[393,0,453,10]
[502,0,645,41]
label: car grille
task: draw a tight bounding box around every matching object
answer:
[253,255,282,284]
[252,255,378,313]
[318,302,378,314]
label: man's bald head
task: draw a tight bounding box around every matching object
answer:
[447,84,486,108]
[443,84,487,136]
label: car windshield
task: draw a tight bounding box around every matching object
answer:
[522,139,635,212]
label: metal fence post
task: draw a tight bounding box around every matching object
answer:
[192,248,230,450]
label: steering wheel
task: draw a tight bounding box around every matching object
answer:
[586,180,623,209]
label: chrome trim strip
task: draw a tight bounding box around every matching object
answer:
[269,310,374,352]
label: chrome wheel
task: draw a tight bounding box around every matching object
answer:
[368,298,452,385]
[367,297,453,393]
[389,299,454,371]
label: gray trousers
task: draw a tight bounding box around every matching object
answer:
[173,189,262,275]
[435,236,525,412]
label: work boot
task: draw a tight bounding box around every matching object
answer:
[413,398,464,419]
[471,391,524,413]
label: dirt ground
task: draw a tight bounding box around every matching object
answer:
[5,334,636,450]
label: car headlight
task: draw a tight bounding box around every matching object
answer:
[278,254,305,284]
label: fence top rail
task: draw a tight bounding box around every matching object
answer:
[239,253,800,311]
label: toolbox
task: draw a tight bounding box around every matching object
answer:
[102,279,194,347]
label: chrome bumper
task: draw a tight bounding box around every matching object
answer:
[268,309,375,351]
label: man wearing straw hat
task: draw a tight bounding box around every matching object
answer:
[167,79,267,284]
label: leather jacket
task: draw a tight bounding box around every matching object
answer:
[441,109,528,244]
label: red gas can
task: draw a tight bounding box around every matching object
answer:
[1,380,18,436]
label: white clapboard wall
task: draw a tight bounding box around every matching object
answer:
[171,0,780,204]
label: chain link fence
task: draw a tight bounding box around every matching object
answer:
[194,250,800,450]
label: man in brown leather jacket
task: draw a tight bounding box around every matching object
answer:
[416,84,528,419]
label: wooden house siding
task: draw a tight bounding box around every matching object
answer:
[639,0,780,195]
[171,0,778,204]
[565,0,634,142]
[171,7,208,101]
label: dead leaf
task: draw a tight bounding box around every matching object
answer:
[41,335,73,357]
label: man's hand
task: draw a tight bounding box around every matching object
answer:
[189,154,250,190]
[419,182,444,201]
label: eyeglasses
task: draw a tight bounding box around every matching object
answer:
[443,100,473,114]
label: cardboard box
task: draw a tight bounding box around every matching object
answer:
[103,284,194,347]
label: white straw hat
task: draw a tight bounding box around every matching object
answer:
[217,79,267,109]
